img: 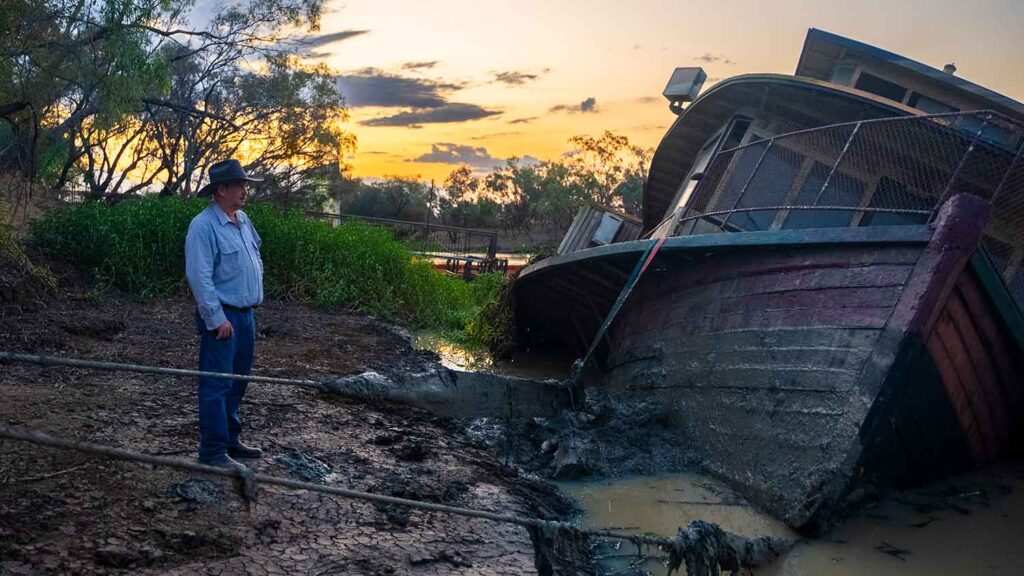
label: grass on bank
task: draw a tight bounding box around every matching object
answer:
[30,196,506,341]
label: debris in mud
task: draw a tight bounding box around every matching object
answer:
[380,504,411,527]
[474,388,700,481]
[392,440,432,462]
[94,543,165,568]
[58,316,126,340]
[526,522,594,576]
[875,540,911,561]
[465,417,505,449]
[171,478,221,506]
[370,432,402,446]
[275,452,333,483]
[408,548,473,568]
[664,520,791,576]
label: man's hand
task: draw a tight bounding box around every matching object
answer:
[215,320,234,340]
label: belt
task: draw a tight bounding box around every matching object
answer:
[221,303,254,313]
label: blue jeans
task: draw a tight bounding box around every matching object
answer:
[195,308,255,461]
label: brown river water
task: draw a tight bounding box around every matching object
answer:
[416,335,1024,575]
[558,466,1024,575]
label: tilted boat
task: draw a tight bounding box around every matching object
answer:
[514,29,1024,531]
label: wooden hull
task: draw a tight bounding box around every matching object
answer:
[514,195,1024,530]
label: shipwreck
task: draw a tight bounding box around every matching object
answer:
[513,29,1024,531]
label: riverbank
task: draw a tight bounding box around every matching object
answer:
[0,293,572,574]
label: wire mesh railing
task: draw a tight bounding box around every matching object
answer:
[307,212,506,276]
[671,110,1024,314]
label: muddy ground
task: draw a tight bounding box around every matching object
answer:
[0,288,578,575]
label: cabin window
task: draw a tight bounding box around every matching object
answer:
[829,64,858,87]
[781,163,863,229]
[673,116,752,216]
[672,135,720,217]
[953,115,1020,150]
[859,177,931,226]
[720,117,752,151]
[727,144,803,231]
[907,92,959,115]
[854,72,908,103]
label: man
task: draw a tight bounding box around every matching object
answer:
[185,159,265,468]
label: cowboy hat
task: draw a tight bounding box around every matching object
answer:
[197,159,263,197]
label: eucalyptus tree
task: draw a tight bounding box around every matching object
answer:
[1,0,352,207]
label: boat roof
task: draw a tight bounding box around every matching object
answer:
[796,28,1024,120]
[642,74,914,230]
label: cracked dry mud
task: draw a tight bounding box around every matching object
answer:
[0,294,572,575]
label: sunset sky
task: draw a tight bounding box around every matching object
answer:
[301,0,1024,182]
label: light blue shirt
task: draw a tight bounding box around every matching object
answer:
[185,203,264,330]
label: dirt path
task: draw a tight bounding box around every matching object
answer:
[0,294,571,575]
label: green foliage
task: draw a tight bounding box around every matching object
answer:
[0,201,56,300]
[435,131,652,231]
[459,272,514,356]
[30,197,503,337]
[30,197,200,298]
[343,176,431,221]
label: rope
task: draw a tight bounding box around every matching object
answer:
[0,351,321,389]
[568,236,667,386]
[0,424,681,549]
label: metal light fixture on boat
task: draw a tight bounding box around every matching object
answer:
[663,67,706,114]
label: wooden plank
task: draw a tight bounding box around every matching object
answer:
[652,247,922,288]
[943,288,1012,448]
[927,332,989,462]
[556,206,589,255]
[934,316,998,461]
[970,252,1024,354]
[955,270,1024,414]
[656,264,914,308]
[672,304,894,335]
[607,326,881,369]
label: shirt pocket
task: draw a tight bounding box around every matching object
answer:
[217,237,244,281]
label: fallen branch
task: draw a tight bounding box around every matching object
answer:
[14,463,87,483]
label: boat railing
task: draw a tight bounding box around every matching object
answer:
[673,110,1024,314]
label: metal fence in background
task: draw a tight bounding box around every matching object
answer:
[672,110,1024,314]
[307,212,507,277]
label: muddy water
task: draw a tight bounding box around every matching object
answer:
[414,331,570,380]
[560,465,1024,575]
[414,334,1024,574]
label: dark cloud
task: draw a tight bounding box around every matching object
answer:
[470,131,521,140]
[335,68,463,108]
[493,71,540,86]
[361,103,502,127]
[303,30,370,48]
[636,96,659,103]
[550,97,598,114]
[410,143,504,169]
[402,61,439,71]
[694,53,737,65]
[410,144,541,172]
[509,117,537,124]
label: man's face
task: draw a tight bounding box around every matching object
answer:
[217,181,249,211]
